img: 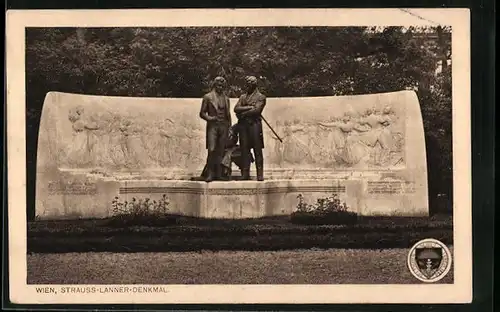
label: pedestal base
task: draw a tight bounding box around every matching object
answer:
[36,173,428,219]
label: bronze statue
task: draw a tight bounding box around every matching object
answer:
[234,76,267,181]
[199,76,231,182]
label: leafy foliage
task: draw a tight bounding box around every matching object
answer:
[109,194,178,227]
[111,194,170,215]
[25,26,452,218]
[291,194,357,225]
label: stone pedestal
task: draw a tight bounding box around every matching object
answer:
[35,91,429,219]
[37,175,427,219]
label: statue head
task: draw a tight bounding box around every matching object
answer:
[245,75,258,93]
[383,105,393,115]
[212,76,227,94]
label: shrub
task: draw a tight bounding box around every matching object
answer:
[108,194,178,227]
[290,193,358,225]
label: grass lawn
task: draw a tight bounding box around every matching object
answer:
[27,248,454,284]
[28,214,453,253]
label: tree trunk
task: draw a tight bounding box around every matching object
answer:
[436,26,448,71]
[76,28,86,44]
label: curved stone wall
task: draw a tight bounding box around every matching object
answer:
[35,91,428,219]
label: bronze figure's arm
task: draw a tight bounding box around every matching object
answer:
[199,96,215,122]
[240,96,266,117]
[234,96,253,114]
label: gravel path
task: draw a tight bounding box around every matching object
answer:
[28,248,454,284]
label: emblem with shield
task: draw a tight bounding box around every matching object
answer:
[415,247,443,279]
[407,239,452,283]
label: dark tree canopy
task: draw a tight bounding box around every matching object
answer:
[25,26,452,218]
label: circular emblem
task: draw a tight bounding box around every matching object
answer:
[407,238,452,283]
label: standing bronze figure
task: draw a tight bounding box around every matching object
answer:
[234,76,267,181]
[199,76,231,182]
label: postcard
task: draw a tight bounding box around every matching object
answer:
[6,8,471,304]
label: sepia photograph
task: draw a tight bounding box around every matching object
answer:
[7,9,472,304]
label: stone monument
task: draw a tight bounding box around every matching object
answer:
[35,90,428,219]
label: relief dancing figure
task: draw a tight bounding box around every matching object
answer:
[67,107,100,167]
[318,113,371,166]
[358,106,396,165]
[281,121,311,165]
[318,116,347,162]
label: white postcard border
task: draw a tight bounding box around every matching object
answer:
[6,8,472,304]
